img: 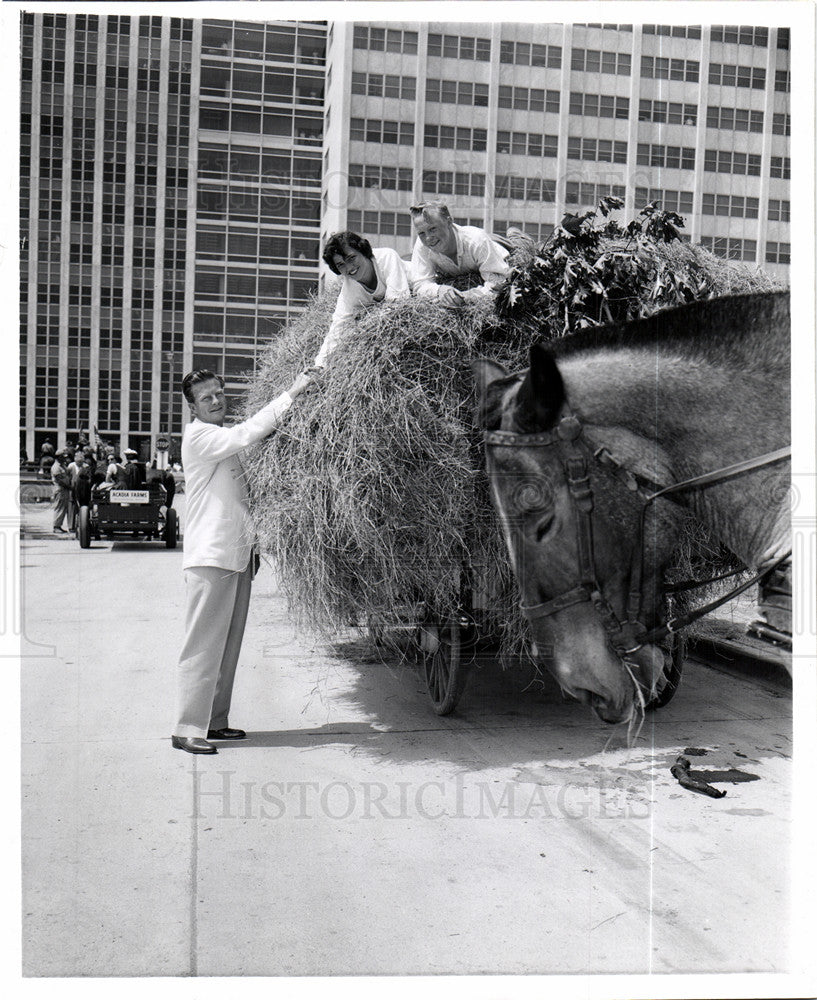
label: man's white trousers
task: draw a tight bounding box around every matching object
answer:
[174,559,253,739]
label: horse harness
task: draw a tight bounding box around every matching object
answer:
[483,410,791,660]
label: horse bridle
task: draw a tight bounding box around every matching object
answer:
[483,410,791,661]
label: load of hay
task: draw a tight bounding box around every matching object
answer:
[242,202,785,658]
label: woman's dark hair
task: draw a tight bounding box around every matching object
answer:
[321,231,374,275]
[182,370,224,405]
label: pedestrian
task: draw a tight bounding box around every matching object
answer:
[50,451,72,534]
[171,367,311,754]
[66,448,81,531]
[38,441,55,478]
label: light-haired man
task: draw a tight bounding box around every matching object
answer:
[408,201,510,307]
[171,368,309,754]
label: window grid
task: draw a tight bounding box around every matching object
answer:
[500,40,561,68]
[349,117,415,146]
[703,149,762,175]
[772,113,791,136]
[770,156,791,179]
[347,209,412,237]
[706,105,764,132]
[428,33,491,61]
[349,163,413,191]
[426,79,490,107]
[495,175,557,202]
[639,99,697,125]
[352,26,418,54]
[708,63,766,89]
[494,219,554,242]
[711,25,769,46]
[497,131,558,157]
[565,181,626,207]
[643,25,702,38]
[351,72,416,101]
[641,56,700,82]
[634,187,694,215]
[572,92,630,119]
[702,193,759,218]
[768,199,790,222]
[637,143,696,171]
[421,170,486,197]
[571,48,631,75]
[765,241,790,264]
[567,136,628,164]
[424,124,488,151]
[498,86,560,113]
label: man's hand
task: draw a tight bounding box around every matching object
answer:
[438,286,465,308]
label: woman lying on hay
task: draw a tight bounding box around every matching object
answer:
[243,207,784,664]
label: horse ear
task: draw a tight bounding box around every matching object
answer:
[513,344,564,432]
[470,359,509,397]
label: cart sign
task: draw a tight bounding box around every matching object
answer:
[156,437,170,451]
[110,490,150,504]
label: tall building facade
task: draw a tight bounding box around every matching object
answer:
[20,13,325,458]
[20,15,790,457]
[323,21,791,270]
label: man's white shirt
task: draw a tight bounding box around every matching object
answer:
[313,246,410,367]
[409,224,510,301]
[181,392,293,572]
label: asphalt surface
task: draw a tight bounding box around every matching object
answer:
[21,496,793,978]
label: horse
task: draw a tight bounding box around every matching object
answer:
[472,291,790,725]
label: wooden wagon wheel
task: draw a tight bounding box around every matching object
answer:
[417,612,475,716]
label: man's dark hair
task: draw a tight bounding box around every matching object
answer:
[321,231,374,275]
[182,370,224,405]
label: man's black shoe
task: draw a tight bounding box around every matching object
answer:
[207,727,246,740]
[172,735,217,754]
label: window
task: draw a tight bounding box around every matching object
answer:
[636,144,695,170]
[768,199,790,222]
[770,156,791,179]
[765,241,790,264]
[567,136,627,163]
[777,28,790,49]
[643,25,701,38]
[641,56,700,82]
[772,113,791,136]
[354,26,417,54]
[775,69,790,93]
[639,100,697,125]
[703,149,762,175]
[701,193,759,218]
[495,175,556,202]
[351,72,416,100]
[708,63,766,88]
[426,78,490,106]
[706,105,764,132]
[711,25,768,46]
[565,181,625,206]
[494,220,553,242]
[424,124,488,151]
[428,33,491,60]
[496,131,558,157]
[572,92,630,119]
[498,86,560,113]
[422,170,485,197]
[571,48,631,74]
[347,209,413,237]
[634,187,693,215]
[700,236,756,261]
[349,117,414,145]
[500,40,561,67]
[349,163,413,191]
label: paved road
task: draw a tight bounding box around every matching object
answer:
[21,498,792,977]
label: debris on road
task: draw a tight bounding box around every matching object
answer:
[670,755,727,798]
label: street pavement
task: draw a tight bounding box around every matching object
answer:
[20,496,793,978]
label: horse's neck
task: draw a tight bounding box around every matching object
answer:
[564,350,790,569]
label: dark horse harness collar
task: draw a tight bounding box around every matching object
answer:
[484,410,791,661]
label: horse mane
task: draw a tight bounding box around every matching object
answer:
[547,291,790,372]
[479,291,789,430]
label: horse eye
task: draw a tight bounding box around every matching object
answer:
[535,513,555,543]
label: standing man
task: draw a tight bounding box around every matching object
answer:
[171,368,309,754]
[50,451,72,534]
[408,201,510,306]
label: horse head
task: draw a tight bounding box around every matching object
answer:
[473,345,680,725]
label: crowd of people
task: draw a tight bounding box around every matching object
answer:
[35,436,176,535]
